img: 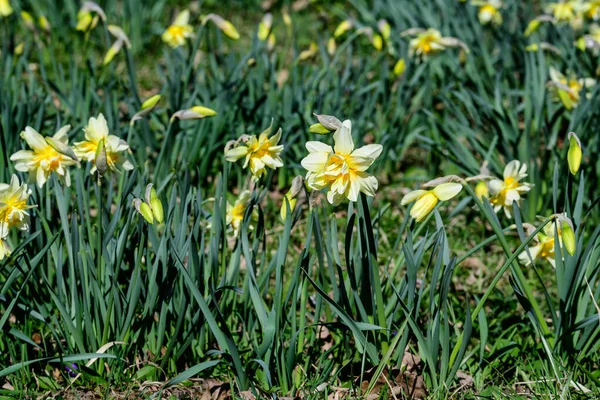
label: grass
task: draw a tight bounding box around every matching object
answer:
[1,0,600,398]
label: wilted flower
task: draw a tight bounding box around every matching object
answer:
[226,190,257,238]
[202,14,240,40]
[0,0,13,17]
[488,160,531,218]
[133,184,164,224]
[472,0,503,25]
[0,223,10,261]
[74,113,133,174]
[301,119,383,205]
[224,122,284,180]
[401,182,463,222]
[403,28,468,58]
[162,10,193,48]
[0,175,33,231]
[548,67,596,110]
[10,126,78,188]
[567,132,582,175]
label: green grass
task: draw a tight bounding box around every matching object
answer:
[1,0,600,398]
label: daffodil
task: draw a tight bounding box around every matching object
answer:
[226,190,257,238]
[576,25,600,51]
[0,223,10,261]
[545,0,588,22]
[334,20,353,38]
[133,184,164,225]
[301,120,383,205]
[162,10,193,48]
[0,175,33,231]
[74,113,133,174]
[548,67,596,110]
[488,160,531,218]
[0,0,13,17]
[280,176,304,221]
[403,28,468,58]
[401,182,463,222]
[224,122,284,181]
[10,126,77,188]
[257,13,272,41]
[472,0,503,25]
[586,0,600,19]
[519,222,562,267]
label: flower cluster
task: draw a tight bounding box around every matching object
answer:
[162,10,240,48]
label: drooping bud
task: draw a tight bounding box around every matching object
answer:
[95,139,108,176]
[171,106,217,121]
[334,20,353,38]
[567,132,582,175]
[147,185,164,224]
[133,198,154,224]
[257,13,272,41]
[378,19,391,40]
[280,176,304,221]
[202,14,240,40]
[313,113,342,131]
[558,215,576,256]
[393,58,406,76]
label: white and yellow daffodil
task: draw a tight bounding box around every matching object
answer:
[10,126,77,188]
[472,0,503,25]
[301,120,383,205]
[73,113,133,174]
[162,10,193,48]
[548,67,596,110]
[224,123,284,181]
[488,160,531,218]
[0,0,13,17]
[226,190,258,238]
[0,174,33,231]
[518,220,571,267]
[404,28,468,58]
[401,182,463,222]
[0,222,10,261]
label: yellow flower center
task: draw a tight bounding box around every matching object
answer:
[0,197,27,223]
[416,33,439,54]
[167,25,186,38]
[33,146,62,171]
[480,4,498,15]
[539,238,555,259]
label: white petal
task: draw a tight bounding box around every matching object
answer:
[333,120,354,155]
[305,141,333,153]
[301,152,329,172]
[401,189,428,205]
[21,127,47,151]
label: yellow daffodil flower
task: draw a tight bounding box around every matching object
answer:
[404,28,468,58]
[224,123,284,181]
[567,132,582,175]
[518,216,574,267]
[301,119,383,205]
[0,175,33,231]
[10,126,77,188]
[401,182,463,222]
[162,10,193,48]
[586,0,600,19]
[226,190,257,238]
[488,160,531,218]
[548,67,596,110]
[472,0,503,25]
[545,0,587,22]
[0,223,10,260]
[74,113,133,174]
[0,0,13,17]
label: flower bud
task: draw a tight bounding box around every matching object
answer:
[393,58,406,76]
[378,19,391,41]
[334,20,353,38]
[372,34,383,51]
[561,218,576,256]
[133,198,154,224]
[150,187,164,223]
[95,139,108,176]
[141,94,161,110]
[257,13,272,41]
[39,16,51,33]
[280,176,303,221]
[202,14,240,40]
[171,106,217,121]
[475,180,489,199]
[21,11,35,31]
[567,132,582,175]
[327,38,336,55]
[309,123,332,135]
[313,113,342,131]
[524,19,541,37]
